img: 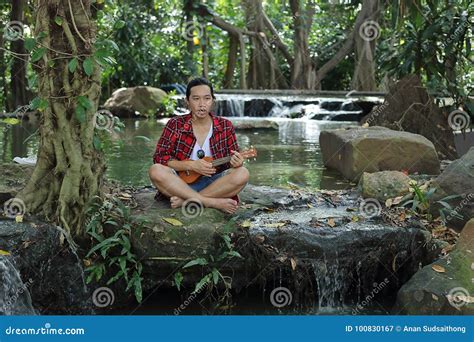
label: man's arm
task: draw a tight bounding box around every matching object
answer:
[153,119,176,166]
[227,123,243,168]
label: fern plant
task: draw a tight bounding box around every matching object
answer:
[85,196,144,303]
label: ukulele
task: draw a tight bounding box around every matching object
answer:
[178,147,257,184]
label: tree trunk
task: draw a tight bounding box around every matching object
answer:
[243,0,283,89]
[18,0,105,237]
[223,35,238,88]
[238,34,247,89]
[183,0,197,76]
[351,0,380,91]
[201,24,209,79]
[0,26,9,112]
[289,0,316,89]
[10,0,29,109]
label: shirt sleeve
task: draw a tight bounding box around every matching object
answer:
[153,119,177,166]
[227,123,240,153]
[223,121,240,170]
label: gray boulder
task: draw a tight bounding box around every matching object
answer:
[430,147,474,229]
[103,86,167,117]
[359,171,411,201]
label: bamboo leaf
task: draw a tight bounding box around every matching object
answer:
[212,268,219,285]
[183,257,207,268]
[193,274,211,293]
[174,272,183,291]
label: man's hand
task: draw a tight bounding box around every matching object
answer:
[230,150,244,168]
[191,159,216,176]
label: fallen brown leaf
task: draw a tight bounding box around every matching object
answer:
[290,258,297,271]
[431,264,446,273]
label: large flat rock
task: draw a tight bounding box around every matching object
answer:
[319,126,440,181]
[130,185,443,305]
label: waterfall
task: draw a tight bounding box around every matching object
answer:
[214,98,245,117]
[0,256,36,315]
[312,252,349,311]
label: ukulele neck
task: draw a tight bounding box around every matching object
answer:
[211,156,232,167]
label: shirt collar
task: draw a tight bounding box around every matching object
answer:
[182,112,223,132]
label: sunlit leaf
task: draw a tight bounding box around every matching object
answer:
[1,118,21,125]
[162,217,183,226]
[54,16,63,26]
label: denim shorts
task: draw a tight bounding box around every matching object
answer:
[172,169,228,192]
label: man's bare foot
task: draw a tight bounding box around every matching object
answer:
[204,198,239,214]
[171,196,238,214]
[170,196,184,208]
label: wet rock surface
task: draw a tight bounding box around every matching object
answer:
[0,220,93,314]
[394,219,474,315]
[130,184,444,308]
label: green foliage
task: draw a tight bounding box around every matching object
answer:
[381,1,473,110]
[401,181,435,213]
[173,219,242,310]
[401,181,464,223]
[157,90,178,117]
[85,196,145,303]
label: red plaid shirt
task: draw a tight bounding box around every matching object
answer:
[153,112,239,171]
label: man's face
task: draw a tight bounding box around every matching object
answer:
[187,85,213,119]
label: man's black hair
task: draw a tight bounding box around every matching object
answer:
[186,77,215,100]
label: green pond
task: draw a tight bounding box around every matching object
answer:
[0,117,356,190]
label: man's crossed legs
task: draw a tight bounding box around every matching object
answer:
[148,164,249,214]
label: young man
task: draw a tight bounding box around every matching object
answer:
[149,78,249,214]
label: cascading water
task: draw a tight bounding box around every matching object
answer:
[0,255,36,315]
[312,252,349,312]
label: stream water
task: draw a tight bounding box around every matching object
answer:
[0,117,357,190]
